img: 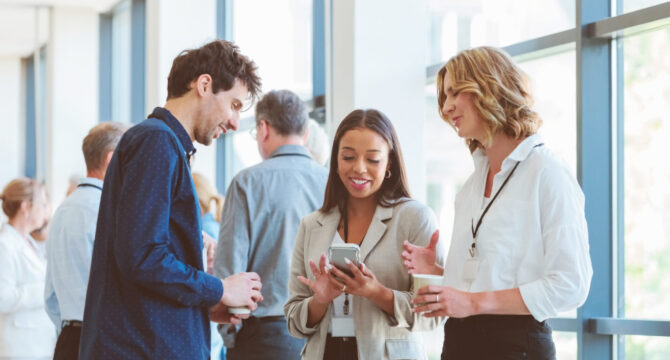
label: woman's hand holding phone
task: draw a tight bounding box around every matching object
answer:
[328,258,381,299]
[298,253,344,305]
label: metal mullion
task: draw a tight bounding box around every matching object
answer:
[130,0,145,124]
[547,317,580,332]
[216,0,234,194]
[587,1,670,38]
[425,28,578,79]
[589,318,670,337]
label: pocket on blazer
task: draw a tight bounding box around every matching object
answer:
[385,338,421,359]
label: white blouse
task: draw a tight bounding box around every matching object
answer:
[443,134,593,321]
[328,231,355,337]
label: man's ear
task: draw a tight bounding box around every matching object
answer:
[194,74,213,96]
[259,120,270,142]
[104,151,114,168]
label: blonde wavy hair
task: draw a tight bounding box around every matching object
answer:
[192,173,224,222]
[437,46,542,153]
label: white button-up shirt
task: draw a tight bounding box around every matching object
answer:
[444,134,593,321]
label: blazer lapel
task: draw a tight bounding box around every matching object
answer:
[360,205,393,262]
[306,209,340,271]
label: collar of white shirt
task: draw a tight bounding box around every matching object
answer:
[472,133,544,173]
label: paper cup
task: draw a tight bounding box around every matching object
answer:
[411,274,443,293]
[228,306,251,315]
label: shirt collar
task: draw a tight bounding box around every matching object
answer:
[149,107,196,159]
[505,134,543,163]
[78,177,104,188]
[269,144,313,159]
[472,134,543,171]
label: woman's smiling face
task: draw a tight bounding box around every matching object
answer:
[337,127,390,200]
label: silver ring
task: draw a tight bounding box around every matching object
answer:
[342,285,347,292]
[436,295,439,303]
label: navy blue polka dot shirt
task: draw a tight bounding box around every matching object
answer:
[79,107,224,359]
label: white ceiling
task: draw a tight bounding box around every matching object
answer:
[0,0,120,58]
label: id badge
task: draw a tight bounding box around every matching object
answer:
[462,258,480,282]
[331,317,355,337]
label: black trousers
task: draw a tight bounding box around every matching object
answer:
[53,324,82,360]
[323,334,358,360]
[442,315,556,360]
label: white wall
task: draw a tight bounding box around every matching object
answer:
[47,7,99,208]
[146,0,219,186]
[0,57,23,190]
[328,0,428,202]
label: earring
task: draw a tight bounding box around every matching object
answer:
[385,169,391,179]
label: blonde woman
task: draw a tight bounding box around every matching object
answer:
[0,178,56,359]
[192,172,225,239]
[402,47,592,359]
[192,172,226,359]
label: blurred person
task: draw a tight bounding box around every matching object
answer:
[304,118,330,166]
[402,47,592,359]
[44,122,126,360]
[192,172,226,359]
[29,196,51,259]
[214,90,328,359]
[284,109,444,359]
[0,178,56,359]
[65,174,82,197]
[79,40,264,359]
[193,172,225,240]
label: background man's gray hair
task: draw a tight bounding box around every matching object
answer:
[255,89,307,136]
[82,122,128,172]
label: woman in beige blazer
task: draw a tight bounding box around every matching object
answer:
[0,178,56,360]
[285,109,445,360]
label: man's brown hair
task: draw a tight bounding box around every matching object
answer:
[167,40,261,102]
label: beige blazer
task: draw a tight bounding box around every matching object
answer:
[284,199,445,360]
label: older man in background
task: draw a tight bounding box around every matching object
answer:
[214,90,328,359]
[44,122,127,359]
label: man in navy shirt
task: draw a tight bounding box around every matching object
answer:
[79,40,263,359]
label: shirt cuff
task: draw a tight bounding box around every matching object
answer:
[519,280,554,322]
[202,273,224,307]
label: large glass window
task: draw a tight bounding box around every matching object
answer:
[225,0,315,177]
[111,0,131,124]
[621,0,669,14]
[233,0,313,98]
[622,27,670,357]
[426,0,574,66]
[517,49,577,173]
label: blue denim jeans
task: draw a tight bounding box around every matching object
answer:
[226,316,305,360]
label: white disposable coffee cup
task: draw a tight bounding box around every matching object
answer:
[411,274,443,293]
[228,306,251,315]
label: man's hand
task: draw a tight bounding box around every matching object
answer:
[220,272,263,309]
[209,301,248,324]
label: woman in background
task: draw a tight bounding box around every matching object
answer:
[193,172,225,240]
[192,172,226,360]
[0,178,56,360]
[192,173,226,360]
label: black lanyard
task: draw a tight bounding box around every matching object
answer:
[77,183,102,191]
[469,143,543,257]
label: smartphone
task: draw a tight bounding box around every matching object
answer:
[328,243,361,277]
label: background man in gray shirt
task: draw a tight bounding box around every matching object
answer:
[214,89,328,359]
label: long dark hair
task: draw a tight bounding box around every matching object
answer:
[320,109,411,223]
